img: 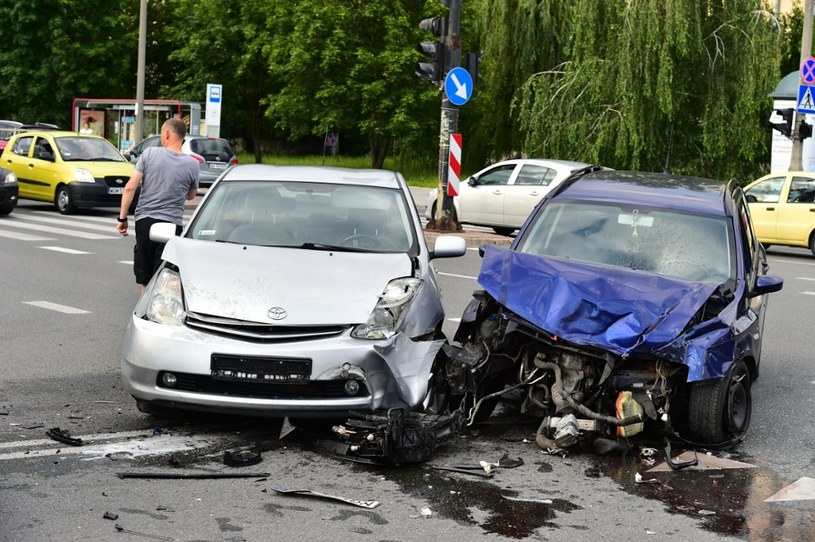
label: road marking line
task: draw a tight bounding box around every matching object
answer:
[0,228,55,241]
[12,213,128,234]
[119,260,133,265]
[23,301,90,314]
[772,258,815,267]
[1,218,116,239]
[39,246,92,255]
[797,277,815,281]
[0,429,150,450]
[439,271,479,280]
[802,292,815,296]
[448,317,461,322]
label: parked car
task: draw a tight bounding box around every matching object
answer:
[0,166,18,215]
[447,169,782,451]
[0,120,23,152]
[126,134,237,187]
[424,158,594,235]
[0,130,133,214]
[745,171,815,256]
[121,164,467,422]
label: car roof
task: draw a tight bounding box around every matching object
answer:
[555,170,730,216]
[9,130,103,139]
[488,158,592,170]
[220,164,404,189]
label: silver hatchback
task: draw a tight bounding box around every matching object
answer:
[121,164,466,419]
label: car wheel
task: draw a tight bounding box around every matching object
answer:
[492,226,515,236]
[809,233,815,257]
[55,185,76,215]
[422,354,452,415]
[0,204,13,216]
[687,360,752,448]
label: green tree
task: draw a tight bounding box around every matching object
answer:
[263,0,437,168]
[0,0,136,126]
[514,1,782,181]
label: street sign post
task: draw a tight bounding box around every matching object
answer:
[447,133,462,196]
[798,84,815,115]
[444,67,473,107]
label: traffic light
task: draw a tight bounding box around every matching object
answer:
[798,120,813,141]
[416,16,447,83]
[769,108,794,138]
[463,52,481,86]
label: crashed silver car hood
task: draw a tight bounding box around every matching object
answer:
[161,238,413,325]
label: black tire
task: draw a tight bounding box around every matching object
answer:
[422,355,452,415]
[55,185,76,215]
[492,226,515,236]
[687,360,752,448]
[0,205,13,216]
[810,233,815,258]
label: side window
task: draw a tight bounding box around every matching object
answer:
[514,165,554,186]
[476,164,516,186]
[33,137,54,160]
[745,176,784,203]
[12,136,33,157]
[788,176,815,203]
[737,196,757,286]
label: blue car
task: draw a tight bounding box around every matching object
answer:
[449,169,783,450]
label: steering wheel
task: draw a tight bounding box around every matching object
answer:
[341,234,389,249]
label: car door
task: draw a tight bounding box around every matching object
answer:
[775,175,815,244]
[502,164,557,227]
[3,135,37,199]
[745,175,786,242]
[28,136,62,201]
[459,163,517,225]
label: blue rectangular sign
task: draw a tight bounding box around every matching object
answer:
[798,84,815,114]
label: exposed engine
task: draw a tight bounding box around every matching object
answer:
[446,291,687,453]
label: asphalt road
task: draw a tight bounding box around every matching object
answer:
[0,197,813,541]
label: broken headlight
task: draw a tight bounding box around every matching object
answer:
[352,277,422,340]
[146,268,184,326]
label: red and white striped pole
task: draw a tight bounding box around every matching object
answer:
[447,133,462,196]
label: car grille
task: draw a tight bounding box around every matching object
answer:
[104,175,130,187]
[159,372,369,400]
[185,312,349,342]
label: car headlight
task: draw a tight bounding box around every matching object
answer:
[2,172,16,185]
[352,277,422,340]
[146,269,185,326]
[74,168,96,183]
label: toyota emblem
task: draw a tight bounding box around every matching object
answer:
[267,307,287,320]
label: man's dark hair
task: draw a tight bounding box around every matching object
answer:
[163,118,187,139]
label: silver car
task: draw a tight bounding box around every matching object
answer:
[121,164,467,419]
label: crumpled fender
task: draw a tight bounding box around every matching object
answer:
[478,245,730,381]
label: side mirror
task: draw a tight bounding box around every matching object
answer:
[745,194,757,203]
[748,274,783,297]
[430,235,467,259]
[37,151,54,161]
[149,222,178,243]
[467,176,478,187]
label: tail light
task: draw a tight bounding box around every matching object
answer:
[229,156,238,165]
[189,153,205,164]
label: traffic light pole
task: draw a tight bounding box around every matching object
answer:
[434,0,462,230]
[791,0,813,171]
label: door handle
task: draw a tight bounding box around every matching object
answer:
[766,207,775,211]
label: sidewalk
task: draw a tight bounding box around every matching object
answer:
[410,185,514,248]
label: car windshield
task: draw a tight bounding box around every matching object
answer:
[188,138,233,161]
[56,137,126,162]
[517,201,734,284]
[188,180,416,252]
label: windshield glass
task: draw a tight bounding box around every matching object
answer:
[517,201,734,284]
[188,180,416,252]
[56,137,126,162]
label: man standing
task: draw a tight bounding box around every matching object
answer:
[116,118,199,293]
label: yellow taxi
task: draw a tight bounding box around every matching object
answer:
[745,171,815,256]
[0,130,134,214]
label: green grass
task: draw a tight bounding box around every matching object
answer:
[235,153,439,187]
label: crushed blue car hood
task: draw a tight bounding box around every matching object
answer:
[478,245,733,381]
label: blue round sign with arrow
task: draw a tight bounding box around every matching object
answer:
[445,67,473,107]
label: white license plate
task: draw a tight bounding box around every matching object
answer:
[107,187,124,195]
[208,162,227,169]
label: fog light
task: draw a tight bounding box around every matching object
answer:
[344,380,360,396]
[161,372,178,388]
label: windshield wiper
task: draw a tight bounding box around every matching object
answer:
[298,242,367,252]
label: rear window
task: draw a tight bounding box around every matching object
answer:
[188,138,234,161]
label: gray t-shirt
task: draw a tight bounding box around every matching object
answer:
[134,146,199,225]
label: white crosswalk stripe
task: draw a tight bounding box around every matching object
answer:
[0,209,195,242]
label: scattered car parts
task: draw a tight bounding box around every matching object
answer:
[46,427,83,446]
[272,487,380,509]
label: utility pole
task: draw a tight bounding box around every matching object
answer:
[134,0,147,146]
[790,0,813,171]
[436,0,462,230]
